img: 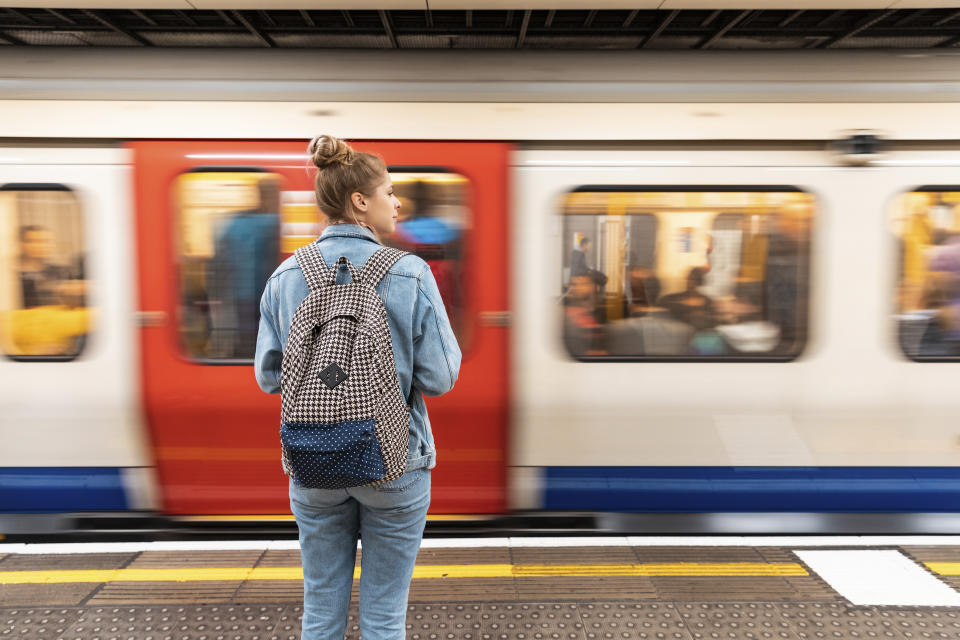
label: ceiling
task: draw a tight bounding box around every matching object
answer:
[3,7,960,49]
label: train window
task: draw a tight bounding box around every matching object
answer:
[893,188,960,360]
[0,185,91,361]
[175,168,283,363]
[561,187,814,361]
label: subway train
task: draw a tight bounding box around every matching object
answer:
[2,48,960,533]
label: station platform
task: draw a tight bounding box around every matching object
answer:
[3,536,960,639]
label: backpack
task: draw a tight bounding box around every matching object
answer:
[279,242,411,489]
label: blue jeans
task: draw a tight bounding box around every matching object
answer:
[289,468,431,640]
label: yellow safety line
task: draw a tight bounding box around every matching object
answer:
[0,562,807,585]
[926,562,960,575]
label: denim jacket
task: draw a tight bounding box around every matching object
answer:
[254,224,462,472]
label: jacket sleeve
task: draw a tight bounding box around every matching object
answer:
[254,277,282,394]
[412,264,462,397]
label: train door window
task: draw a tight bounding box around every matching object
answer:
[893,188,960,360]
[561,187,814,361]
[0,185,90,361]
[388,170,471,350]
[175,168,283,362]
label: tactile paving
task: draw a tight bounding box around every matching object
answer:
[482,603,585,640]
[58,604,287,640]
[407,603,483,640]
[883,608,960,639]
[0,607,83,638]
[776,602,903,639]
[580,602,691,640]
[678,602,797,639]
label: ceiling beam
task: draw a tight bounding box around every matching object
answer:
[935,10,960,26]
[341,10,354,27]
[83,9,152,46]
[639,8,677,49]
[701,10,721,28]
[544,10,554,28]
[696,9,751,49]
[823,9,895,48]
[174,10,195,26]
[584,9,596,28]
[379,10,397,48]
[299,10,314,27]
[230,10,275,48]
[45,9,76,25]
[779,10,803,28]
[516,9,530,48]
[132,10,157,27]
[935,33,960,48]
[0,29,27,45]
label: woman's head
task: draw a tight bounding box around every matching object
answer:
[308,135,400,237]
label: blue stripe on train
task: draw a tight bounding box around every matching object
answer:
[0,467,127,512]
[543,467,960,512]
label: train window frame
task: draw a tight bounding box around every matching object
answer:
[0,183,90,363]
[892,185,960,363]
[560,185,814,363]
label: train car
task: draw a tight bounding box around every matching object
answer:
[2,48,960,532]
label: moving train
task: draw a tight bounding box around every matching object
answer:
[3,48,960,533]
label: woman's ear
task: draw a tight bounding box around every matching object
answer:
[351,191,367,212]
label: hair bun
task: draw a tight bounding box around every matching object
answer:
[308,135,354,169]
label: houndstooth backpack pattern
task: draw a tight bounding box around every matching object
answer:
[279,242,411,489]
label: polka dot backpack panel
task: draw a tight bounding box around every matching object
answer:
[279,243,410,489]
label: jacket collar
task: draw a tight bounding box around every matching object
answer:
[319,224,380,244]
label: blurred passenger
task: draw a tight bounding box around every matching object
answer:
[208,179,281,358]
[660,267,716,326]
[763,203,810,353]
[607,274,693,356]
[917,272,960,356]
[927,232,960,341]
[19,225,65,308]
[570,237,607,288]
[7,224,90,356]
[564,273,606,356]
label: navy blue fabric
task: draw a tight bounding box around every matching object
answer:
[543,466,960,512]
[0,467,127,513]
[281,419,387,488]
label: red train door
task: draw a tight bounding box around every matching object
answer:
[131,140,509,515]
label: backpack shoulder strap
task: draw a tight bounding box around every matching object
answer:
[294,242,330,292]
[359,247,409,287]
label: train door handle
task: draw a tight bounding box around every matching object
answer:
[136,311,168,327]
[478,311,511,327]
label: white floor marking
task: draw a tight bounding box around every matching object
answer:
[795,549,960,607]
[4,536,960,555]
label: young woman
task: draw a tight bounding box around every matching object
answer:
[254,135,461,640]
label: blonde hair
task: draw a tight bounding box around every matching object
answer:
[307,135,386,224]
